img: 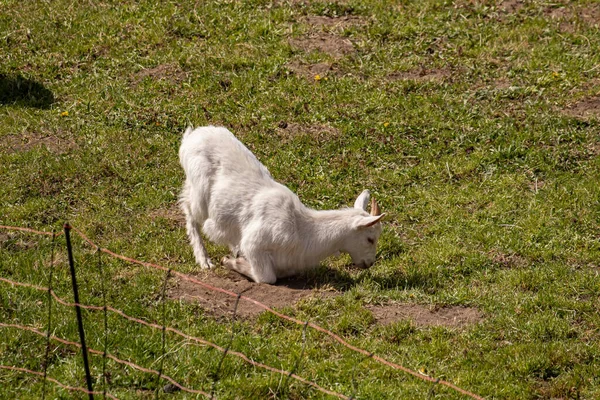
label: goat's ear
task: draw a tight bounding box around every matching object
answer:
[354,190,371,211]
[354,214,386,229]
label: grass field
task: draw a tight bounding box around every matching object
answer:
[1,0,600,398]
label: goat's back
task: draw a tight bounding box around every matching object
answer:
[179,126,272,184]
[179,126,282,238]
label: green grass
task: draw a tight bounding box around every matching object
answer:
[2,0,600,398]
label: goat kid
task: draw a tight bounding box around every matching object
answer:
[179,126,385,284]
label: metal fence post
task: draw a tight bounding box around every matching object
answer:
[64,223,94,400]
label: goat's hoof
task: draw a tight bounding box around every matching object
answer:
[220,256,233,267]
[198,259,214,269]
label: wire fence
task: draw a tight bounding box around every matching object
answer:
[0,224,485,400]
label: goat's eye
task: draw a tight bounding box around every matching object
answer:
[367,238,375,244]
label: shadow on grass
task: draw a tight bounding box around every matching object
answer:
[0,74,54,109]
[293,264,437,293]
[364,268,439,292]
[278,266,356,292]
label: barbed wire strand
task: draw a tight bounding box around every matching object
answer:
[0,365,118,400]
[0,323,210,397]
[0,276,349,399]
[42,230,57,400]
[0,224,484,400]
[0,225,63,237]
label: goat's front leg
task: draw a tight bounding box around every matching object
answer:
[228,244,242,258]
[221,253,276,284]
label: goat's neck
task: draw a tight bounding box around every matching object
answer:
[302,208,354,259]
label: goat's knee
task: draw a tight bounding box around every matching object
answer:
[221,255,276,284]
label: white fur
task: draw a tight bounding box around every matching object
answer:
[179,126,385,284]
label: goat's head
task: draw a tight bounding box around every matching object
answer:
[342,190,386,268]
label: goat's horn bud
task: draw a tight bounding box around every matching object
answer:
[370,197,381,216]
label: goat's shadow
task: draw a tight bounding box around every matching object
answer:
[274,265,437,293]
[0,74,54,109]
[276,267,357,291]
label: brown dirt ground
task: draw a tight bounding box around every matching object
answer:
[302,15,367,29]
[544,5,600,31]
[171,268,483,327]
[489,250,528,268]
[580,6,600,26]
[497,0,524,13]
[131,63,188,86]
[387,68,452,83]
[170,270,335,319]
[454,0,524,14]
[149,203,186,227]
[563,97,600,119]
[0,131,77,155]
[275,122,341,144]
[285,61,339,80]
[545,6,571,20]
[367,304,483,328]
[274,0,351,6]
[493,78,512,90]
[528,178,545,193]
[0,232,9,243]
[289,33,355,57]
[0,231,38,251]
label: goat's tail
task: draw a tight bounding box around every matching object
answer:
[183,126,194,139]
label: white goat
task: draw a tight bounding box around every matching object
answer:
[178,126,385,284]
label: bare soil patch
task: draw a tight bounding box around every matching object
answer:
[545,6,571,20]
[275,122,341,144]
[0,131,77,155]
[387,68,452,83]
[274,0,351,6]
[580,6,600,26]
[285,61,339,80]
[544,5,600,31]
[289,33,354,57]
[563,97,600,120]
[528,178,545,193]
[367,303,483,328]
[149,203,186,227]
[0,232,9,244]
[489,250,528,268]
[302,15,367,29]
[493,78,512,90]
[543,6,575,32]
[170,271,335,319]
[498,0,524,13]
[0,231,37,251]
[586,142,600,156]
[132,64,188,86]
